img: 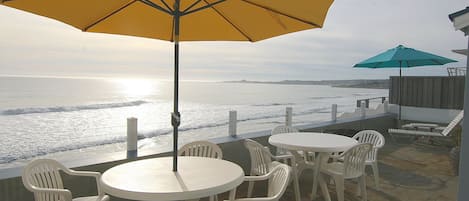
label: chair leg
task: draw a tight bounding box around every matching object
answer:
[371,162,380,188]
[359,175,367,201]
[334,176,344,201]
[355,177,361,196]
[247,181,255,197]
[291,164,302,201]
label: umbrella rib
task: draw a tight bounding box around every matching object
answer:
[183,0,226,16]
[141,0,173,14]
[182,0,203,13]
[83,0,139,31]
[157,0,174,13]
[198,0,254,41]
[241,0,322,27]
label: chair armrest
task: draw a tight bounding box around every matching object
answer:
[67,169,101,178]
[244,165,280,182]
[65,169,105,197]
[244,175,270,182]
[30,186,72,201]
[263,146,294,161]
[272,154,293,161]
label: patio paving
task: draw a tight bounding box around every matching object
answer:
[219,137,459,201]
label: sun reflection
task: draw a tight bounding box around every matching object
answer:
[112,78,158,98]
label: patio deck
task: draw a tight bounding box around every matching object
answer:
[0,114,459,201]
[218,137,458,201]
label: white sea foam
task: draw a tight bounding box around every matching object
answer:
[1,100,149,115]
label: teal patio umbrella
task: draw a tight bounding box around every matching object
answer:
[353,45,457,120]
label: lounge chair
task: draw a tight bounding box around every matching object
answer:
[388,111,463,138]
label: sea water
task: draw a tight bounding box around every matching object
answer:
[0,76,388,168]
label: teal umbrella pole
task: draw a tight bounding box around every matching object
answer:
[399,61,402,121]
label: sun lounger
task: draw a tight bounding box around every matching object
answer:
[388,110,463,138]
[401,123,444,132]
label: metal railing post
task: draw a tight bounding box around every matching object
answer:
[229,111,237,137]
[360,102,366,119]
[383,100,389,113]
[286,107,293,126]
[127,117,138,159]
[331,104,337,122]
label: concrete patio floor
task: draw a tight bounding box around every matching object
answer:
[219,137,459,201]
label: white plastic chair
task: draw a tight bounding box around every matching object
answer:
[227,164,291,201]
[352,130,385,187]
[319,143,372,201]
[271,125,315,177]
[243,139,300,201]
[271,125,299,135]
[178,140,223,159]
[271,125,299,156]
[22,159,109,201]
[178,140,223,201]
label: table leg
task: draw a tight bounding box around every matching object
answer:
[318,173,331,201]
[311,153,330,201]
[291,163,302,201]
[228,188,237,201]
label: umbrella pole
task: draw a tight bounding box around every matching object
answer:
[172,1,181,172]
[399,62,402,121]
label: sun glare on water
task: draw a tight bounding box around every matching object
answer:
[112,78,159,98]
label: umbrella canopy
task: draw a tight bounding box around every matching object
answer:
[1,0,334,172]
[353,45,457,120]
[2,0,333,42]
[354,45,457,68]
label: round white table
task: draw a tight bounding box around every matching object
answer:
[100,156,244,201]
[269,132,357,201]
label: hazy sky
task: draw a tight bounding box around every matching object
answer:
[0,0,467,81]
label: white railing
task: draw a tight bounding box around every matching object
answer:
[124,100,390,158]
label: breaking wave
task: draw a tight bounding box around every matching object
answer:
[1,100,149,116]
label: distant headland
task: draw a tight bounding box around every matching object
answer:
[223,79,389,89]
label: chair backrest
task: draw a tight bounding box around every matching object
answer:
[442,110,464,136]
[266,164,291,200]
[271,125,299,135]
[178,141,223,159]
[244,139,273,175]
[22,159,67,201]
[342,143,372,179]
[352,130,385,161]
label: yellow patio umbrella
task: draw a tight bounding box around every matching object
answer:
[1,0,334,171]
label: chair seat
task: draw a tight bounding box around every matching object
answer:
[322,162,363,179]
[252,161,282,175]
[73,195,109,201]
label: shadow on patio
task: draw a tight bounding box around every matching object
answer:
[216,137,458,201]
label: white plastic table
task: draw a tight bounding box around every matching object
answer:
[100,156,244,201]
[269,132,358,201]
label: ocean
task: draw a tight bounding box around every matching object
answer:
[0,76,388,168]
